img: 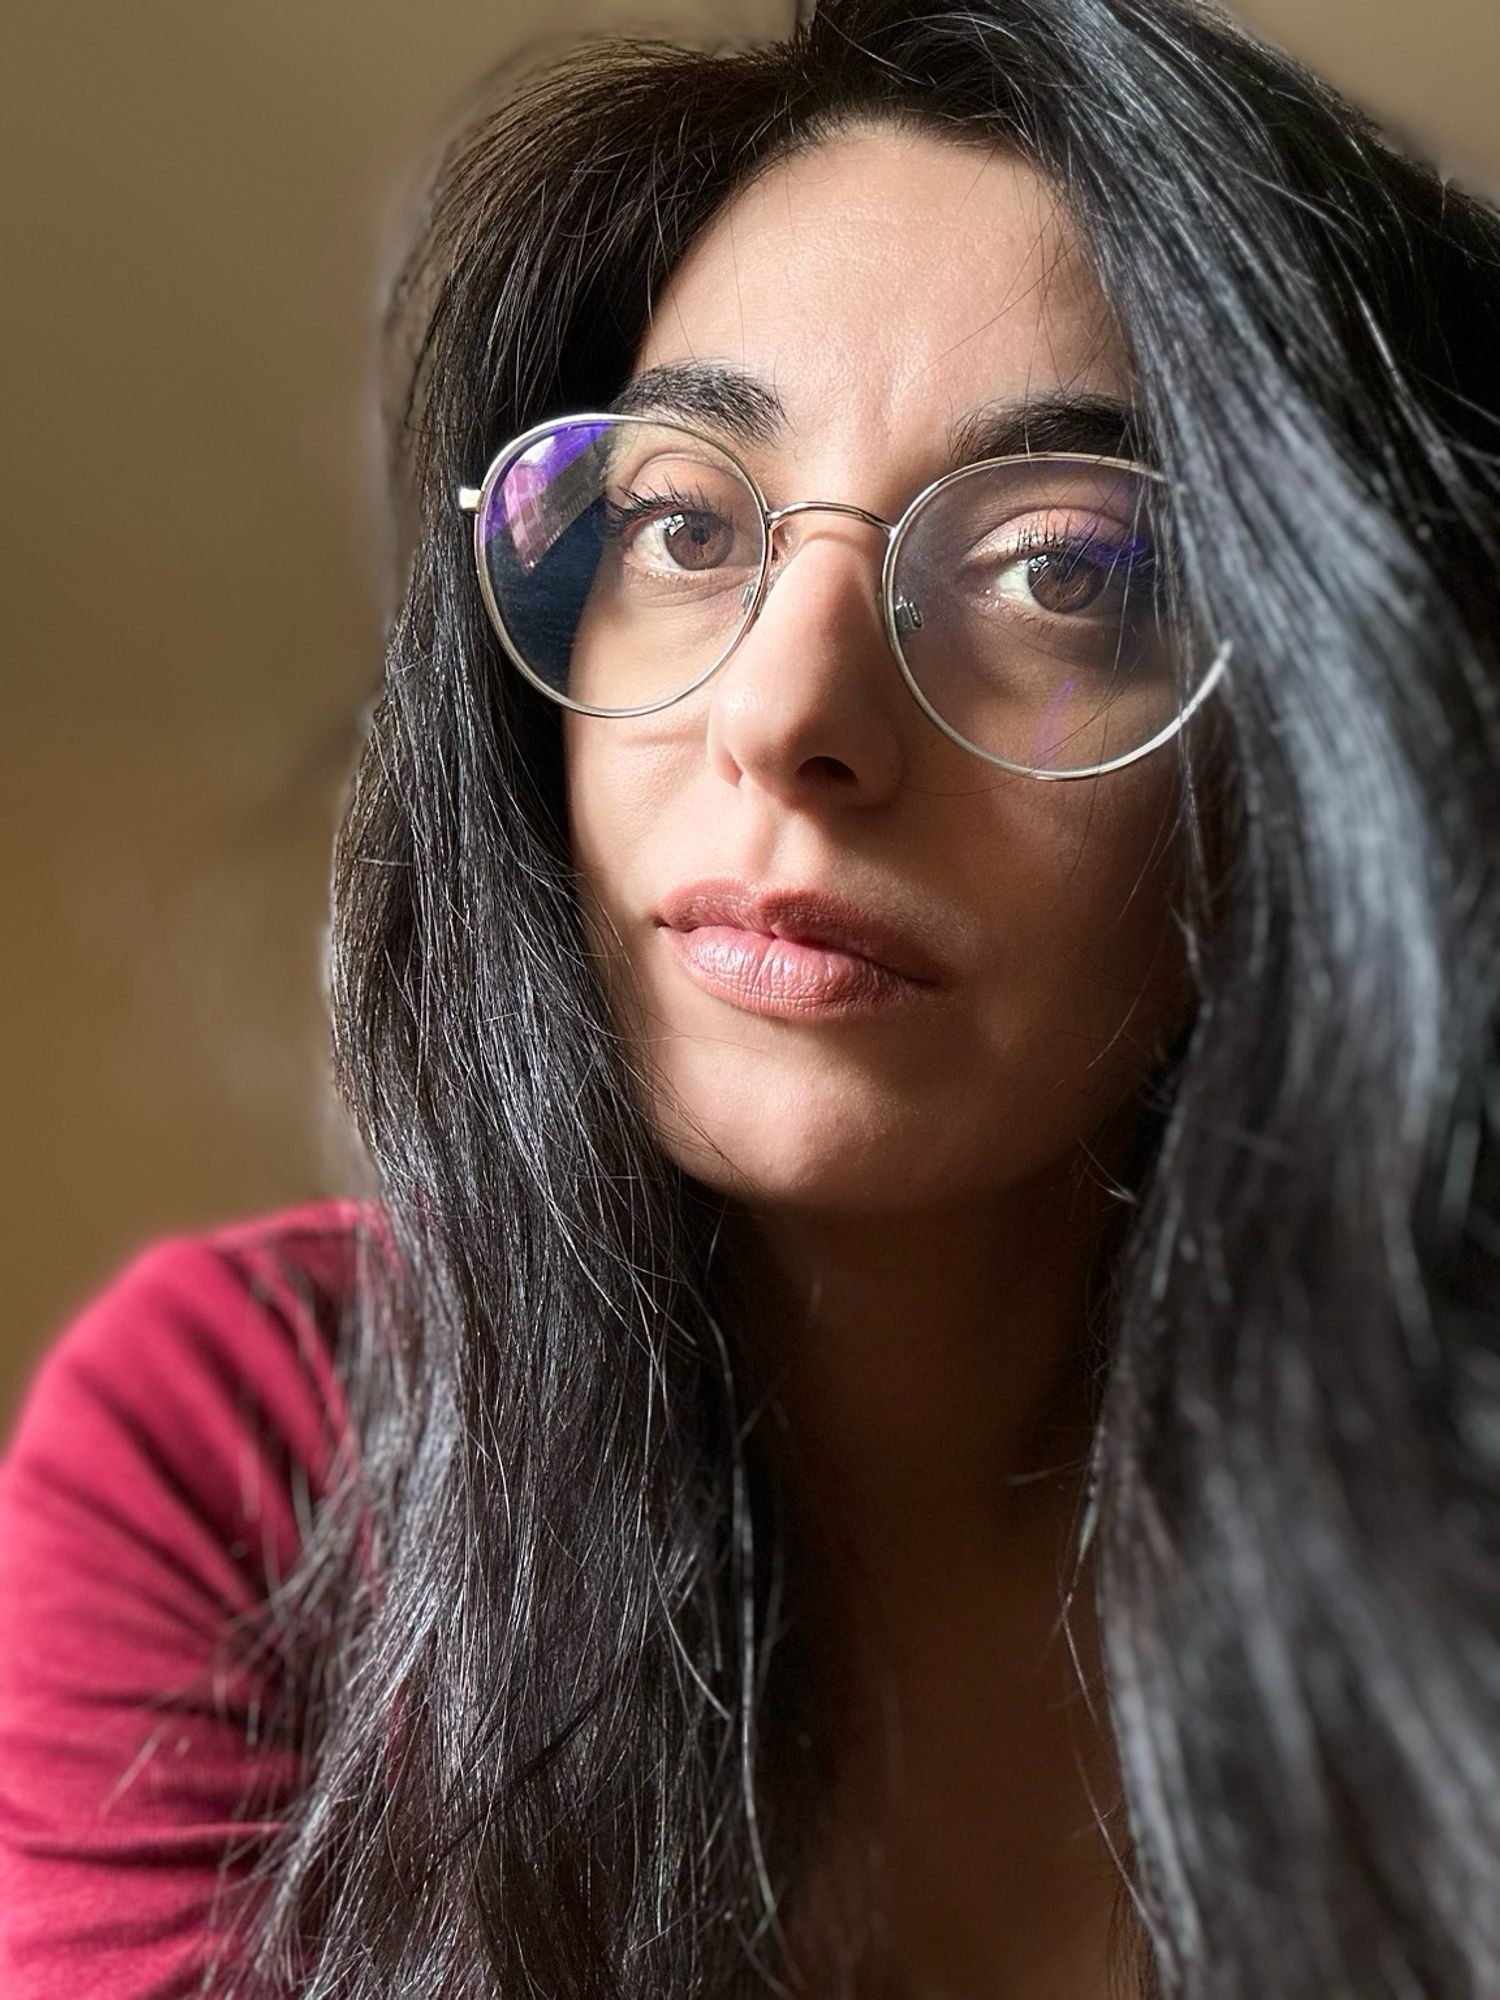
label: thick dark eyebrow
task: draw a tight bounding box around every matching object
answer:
[608,361,786,445]
[948,390,1145,467]
[606,361,1146,468]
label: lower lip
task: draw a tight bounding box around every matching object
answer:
[661,925,932,1019]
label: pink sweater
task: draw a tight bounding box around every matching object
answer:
[0,1202,364,1998]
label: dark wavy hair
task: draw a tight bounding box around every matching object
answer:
[212,1,1500,1993]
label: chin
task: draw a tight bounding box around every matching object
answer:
[647,1093,998,1218]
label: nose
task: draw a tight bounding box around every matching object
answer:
[701,503,910,806]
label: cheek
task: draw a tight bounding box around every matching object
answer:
[561,710,602,865]
[563,716,676,879]
[562,716,625,956]
[562,717,686,1016]
[983,770,1190,1050]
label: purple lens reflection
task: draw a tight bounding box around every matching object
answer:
[1027,674,1082,769]
[481,422,612,566]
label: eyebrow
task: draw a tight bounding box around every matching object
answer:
[606,360,1146,469]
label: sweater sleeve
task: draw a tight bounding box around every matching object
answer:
[0,1205,363,2000]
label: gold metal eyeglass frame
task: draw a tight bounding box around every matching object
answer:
[457,410,1231,782]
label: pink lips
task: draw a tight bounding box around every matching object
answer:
[654,878,944,1020]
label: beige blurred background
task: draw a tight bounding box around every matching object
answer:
[3,0,1496,1432]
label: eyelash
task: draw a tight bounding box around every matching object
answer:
[602,485,719,534]
[1004,525,1155,575]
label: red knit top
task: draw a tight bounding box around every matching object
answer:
[0,1202,366,1999]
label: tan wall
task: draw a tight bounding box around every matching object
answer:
[3,0,1494,1431]
[1236,0,1500,190]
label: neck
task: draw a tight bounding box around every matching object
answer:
[719,1143,1124,1569]
[707,1144,1142,1998]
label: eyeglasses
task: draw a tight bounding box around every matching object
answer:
[457,413,1230,781]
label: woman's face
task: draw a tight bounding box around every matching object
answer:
[564,122,1194,1217]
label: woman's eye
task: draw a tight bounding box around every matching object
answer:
[635,507,736,572]
[1014,547,1114,614]
[986,531,1153,617]
[603,476,750,577]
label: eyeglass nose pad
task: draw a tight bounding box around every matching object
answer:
[740,579,758,615]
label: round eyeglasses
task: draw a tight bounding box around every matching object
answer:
[456,413,1230,781]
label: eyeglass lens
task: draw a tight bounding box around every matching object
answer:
[474,417,1192,775]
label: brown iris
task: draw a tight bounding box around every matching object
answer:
[657,510,734,571]
[1025,548,1112,614]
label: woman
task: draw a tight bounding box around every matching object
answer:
[2,0,1497,1994]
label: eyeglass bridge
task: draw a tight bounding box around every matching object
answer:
[736,497,925,633]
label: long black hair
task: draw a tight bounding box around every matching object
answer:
[213,1,1500,1993]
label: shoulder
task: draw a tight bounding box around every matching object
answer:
[0,1198,380,1998]
[2,1198,373,1605]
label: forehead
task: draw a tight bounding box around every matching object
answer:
[634,122,1127,463]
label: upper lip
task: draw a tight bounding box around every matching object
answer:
[654,877,946,984]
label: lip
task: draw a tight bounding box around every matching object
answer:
[661,926,932,1019]
[656,879,946,981]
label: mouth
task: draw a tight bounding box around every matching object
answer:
[655,878,945,981]
[653,877,946,1019]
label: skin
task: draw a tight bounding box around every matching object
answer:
[563,122,1195,1999]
